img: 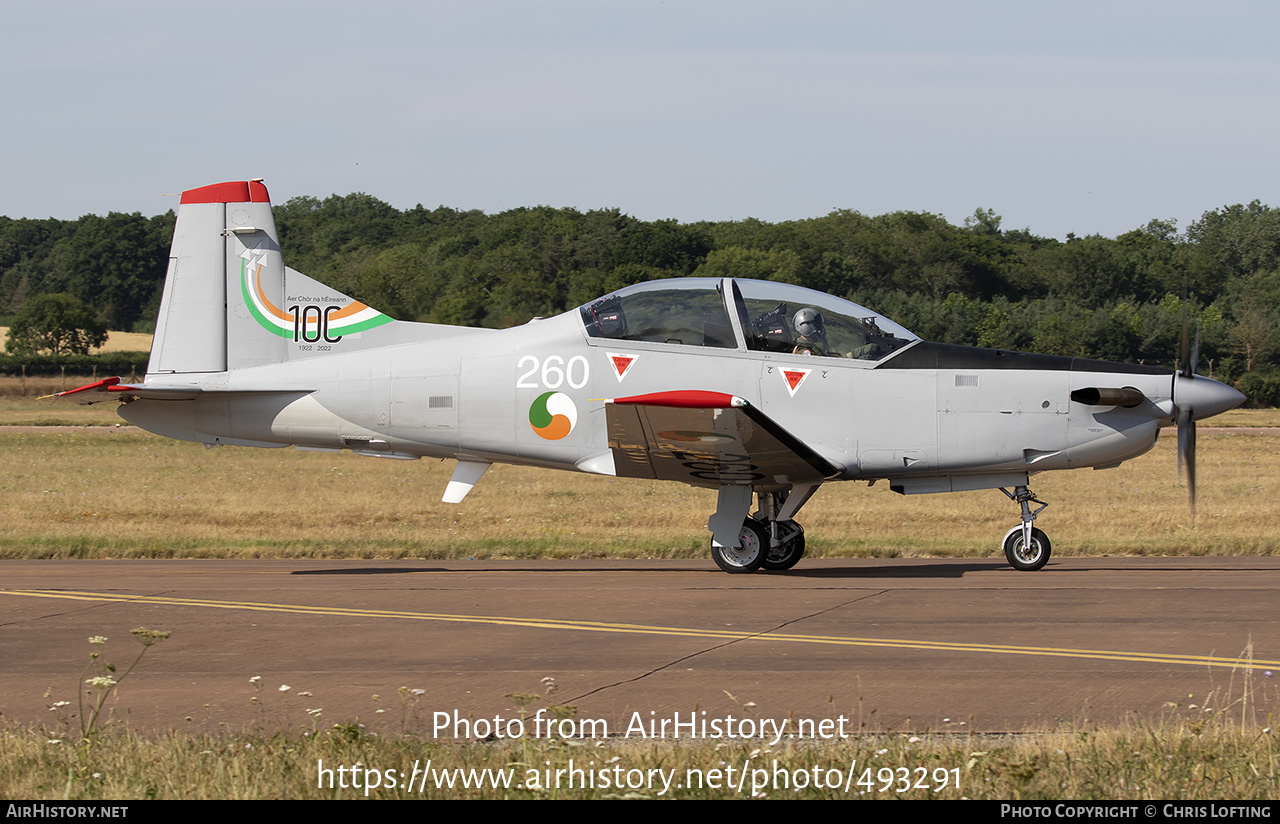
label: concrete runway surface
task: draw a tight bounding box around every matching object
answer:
[3,557,1278,738]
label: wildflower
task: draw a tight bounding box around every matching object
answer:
[88,636,108,646]
[279,685,291,692]
[250,676,262,684]
[85,676,117,689]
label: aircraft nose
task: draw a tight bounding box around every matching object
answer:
[1173,374,1247,420]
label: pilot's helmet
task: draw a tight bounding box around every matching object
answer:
[794,307,826,341]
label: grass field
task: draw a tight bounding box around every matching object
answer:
[0,399,1274,561]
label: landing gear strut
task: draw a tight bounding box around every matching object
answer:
[998,485,1051,571]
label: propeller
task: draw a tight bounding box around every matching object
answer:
[1176,400,1197,519]
[1074,304,1243,522]
[1175,305,1203,519]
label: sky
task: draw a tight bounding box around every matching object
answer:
[2,1,1277,240]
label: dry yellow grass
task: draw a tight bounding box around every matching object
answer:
[5,718,1279,799]
[0,416,1274,560]
[0,376,132,425]
[1204,406,1280,427]
[0,327,152,355]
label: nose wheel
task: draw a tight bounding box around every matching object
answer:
[998,485,1051,571]
[1002,525,1051,571]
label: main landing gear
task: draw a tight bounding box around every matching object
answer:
[709,485,816,574]
[998,485,1051,571]
[709,482,1054,573]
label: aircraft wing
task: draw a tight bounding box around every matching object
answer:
[604,390,839,488]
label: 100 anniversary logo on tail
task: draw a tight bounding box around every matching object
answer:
[240,243,393,343]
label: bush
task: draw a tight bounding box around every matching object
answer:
[1235,370,1280,408]
[0,351,149,377]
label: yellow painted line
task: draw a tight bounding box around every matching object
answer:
[4,588,1277,671]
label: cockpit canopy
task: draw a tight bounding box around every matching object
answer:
[579,278,918,361]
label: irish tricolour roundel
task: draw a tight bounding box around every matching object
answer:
[529,391,578,440]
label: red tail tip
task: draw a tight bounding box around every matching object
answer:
[179,180,270,204]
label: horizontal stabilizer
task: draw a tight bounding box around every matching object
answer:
[47,376,314,405]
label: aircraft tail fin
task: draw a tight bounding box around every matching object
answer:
[148,180,406,377]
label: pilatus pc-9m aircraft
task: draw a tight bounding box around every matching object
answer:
[56,180,1245,573]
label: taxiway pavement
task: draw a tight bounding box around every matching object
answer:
[3,557,1277,737]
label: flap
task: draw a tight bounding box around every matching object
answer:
[604,390,838,488]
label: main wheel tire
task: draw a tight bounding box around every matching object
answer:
[762,520,805,571]
[711,518,768,573]
[1002,526,1051,571]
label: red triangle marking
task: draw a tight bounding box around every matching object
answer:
[783,370,806,391]
[611,355,634,377]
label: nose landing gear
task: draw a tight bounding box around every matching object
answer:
[998,485,1051,571]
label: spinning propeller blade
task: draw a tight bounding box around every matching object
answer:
[1176,404,1197,520]
[1175,304,1199,519]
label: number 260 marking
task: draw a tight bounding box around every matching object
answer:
[516,355,589,389]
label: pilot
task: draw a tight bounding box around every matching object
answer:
[792,307,828,356]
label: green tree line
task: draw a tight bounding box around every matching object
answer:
[3,195,1280,401]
